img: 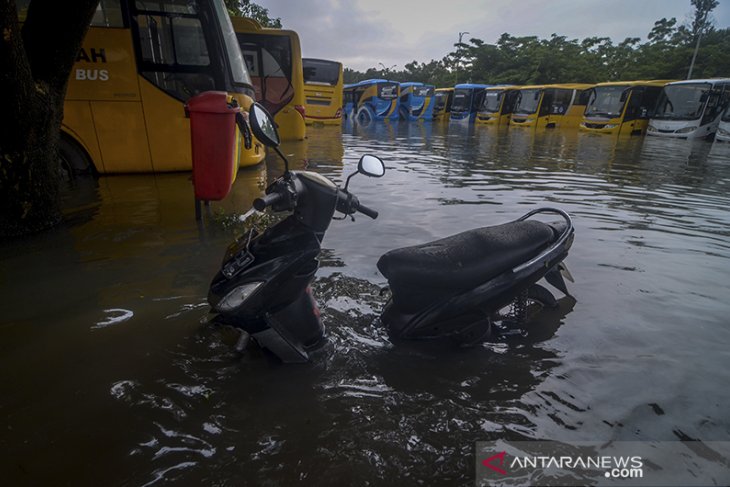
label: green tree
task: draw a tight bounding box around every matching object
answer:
[225,0,281,28]
[1,0,99,238]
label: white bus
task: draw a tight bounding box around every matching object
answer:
[716,104,730,142]
[648,78,730,139]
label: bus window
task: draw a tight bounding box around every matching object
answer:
[133,6,216,100]
[91,0,124,27]
[575,89,591,106]
[549,89,573,115]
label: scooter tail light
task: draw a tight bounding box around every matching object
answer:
[217,281,264,312]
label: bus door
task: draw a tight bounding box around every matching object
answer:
[564,89,591,127]
[622,87,662,135]
[65,0,153,173]
[701,84,730,129]
[131,1,221,171]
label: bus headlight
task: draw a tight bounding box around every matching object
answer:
[217,281,264,311]
[603,124,617,129]
[676,126,698,133]
[718,127,730,136]
[647,125,657,132]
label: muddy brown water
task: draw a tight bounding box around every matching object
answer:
[2,122,730,486]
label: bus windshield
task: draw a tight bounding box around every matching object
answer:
[514,89,540,115]
[434,92,449,110]
[451,89,473,111]
[586,86,628,118]
[211,0,251,86]
[654,83,710,121]
[303,59,341,85]
[481,91,503,112]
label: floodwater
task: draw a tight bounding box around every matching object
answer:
[2,122,730,486]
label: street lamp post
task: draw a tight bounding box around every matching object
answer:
[455,31,469,84]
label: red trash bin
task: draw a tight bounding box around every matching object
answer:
[186,91,240,202]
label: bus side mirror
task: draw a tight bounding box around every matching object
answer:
[620,90,629,102]
[699,93,709,103]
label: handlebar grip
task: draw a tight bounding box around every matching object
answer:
[253,192,283,211]
[356,203,378,219]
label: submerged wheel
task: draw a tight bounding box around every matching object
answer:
[58,136,94,181]
[356,106,373,125]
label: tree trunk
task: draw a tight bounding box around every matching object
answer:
[0,0,99,238]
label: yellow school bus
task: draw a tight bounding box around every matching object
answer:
[476,86,519,125]
[302,58,344,125]
[17,0,265,175]
[232,17,306,141]
[580,80,673,136]
[510,83,594,129]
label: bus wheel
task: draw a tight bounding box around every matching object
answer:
[58,137,94,181]
[356,106,373,126]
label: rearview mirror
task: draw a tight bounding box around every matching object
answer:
[249,103,280,148]
[358,154,385,178]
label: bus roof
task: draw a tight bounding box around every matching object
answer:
[663,78,730,86]
[356,79,399,86]
[542,83,594,90]
[435,87,454,92]
[485,85,519,91]
[400,82,424,88]
[515,84,548,90]
[592,80,676,87]
[230,16,300,38]
[454,83,491,89]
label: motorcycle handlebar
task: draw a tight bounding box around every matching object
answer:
[253,192,284,211]
[355,202,378,219]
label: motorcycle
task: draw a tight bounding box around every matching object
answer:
[208,103,575,363]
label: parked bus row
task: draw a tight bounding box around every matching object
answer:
[345,78,730,142]
[430,79,730,140]
[17,0,346,176]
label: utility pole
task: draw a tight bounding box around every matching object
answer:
[687,31,702,79]
[455,31,469,85]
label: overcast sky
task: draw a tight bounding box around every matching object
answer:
[255,0,730,71]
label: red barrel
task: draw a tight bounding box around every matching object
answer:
[187,91,239,201]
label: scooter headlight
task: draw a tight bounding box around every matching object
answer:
[217,281,264,312]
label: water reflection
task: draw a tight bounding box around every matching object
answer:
[2,122,730,486]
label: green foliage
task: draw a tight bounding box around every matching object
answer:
[224,0,281,28]
[345,1,727,86]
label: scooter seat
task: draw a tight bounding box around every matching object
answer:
[377,220,556,294]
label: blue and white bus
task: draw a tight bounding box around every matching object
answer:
[450,83,491,123]
[648,78,730,139]
[399,82,436,121]
[350,79,400,123]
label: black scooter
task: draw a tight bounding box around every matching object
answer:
[208,104,575,363]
